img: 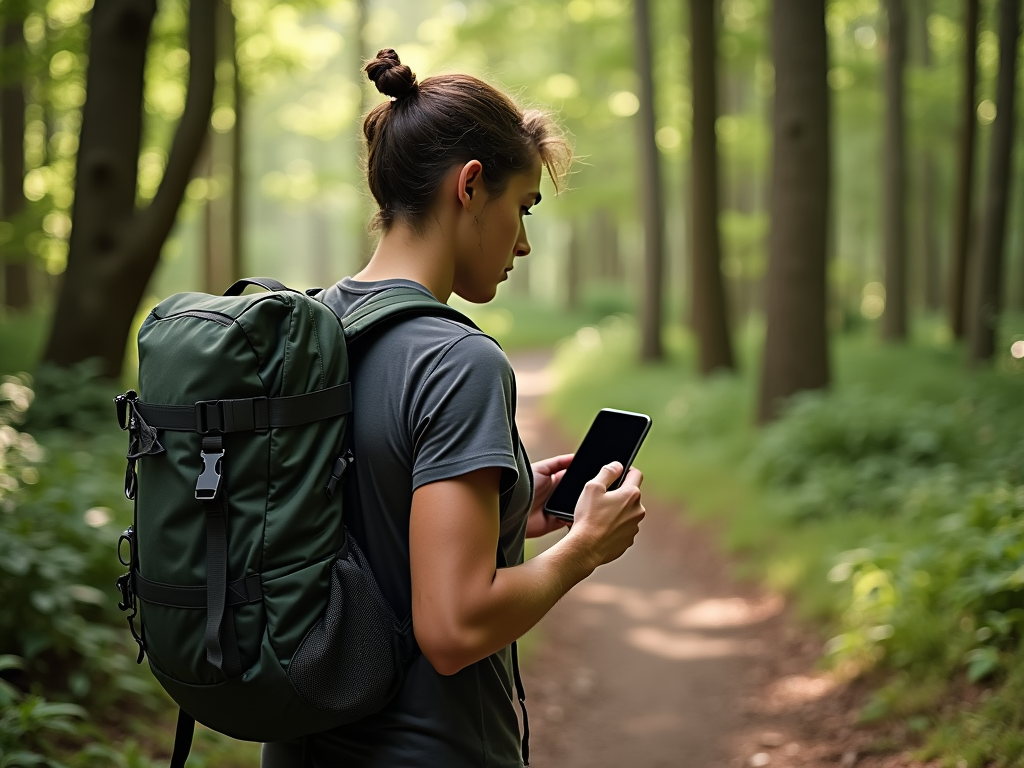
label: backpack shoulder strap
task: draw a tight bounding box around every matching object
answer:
[340,286,480,342]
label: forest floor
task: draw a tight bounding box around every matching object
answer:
[511,350,935,768]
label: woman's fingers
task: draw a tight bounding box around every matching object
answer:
[617,467,644,490]
[534,454,574,476]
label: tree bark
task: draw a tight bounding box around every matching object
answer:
[229,0,243,282]
[566,218,581,311]
[949,0,979,339]
[354,0,374,269]
[2,15,30,311]
[593,208,621,281]
[634,0,665,362]
[882,0,908,341]
[757,0,831,423]
[202,0,239,294]
[968,0,1020,363]
[43,0,216,377]
[689,0,735,374]
[913,0,941,312]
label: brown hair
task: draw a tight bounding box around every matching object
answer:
[362,48,572,231]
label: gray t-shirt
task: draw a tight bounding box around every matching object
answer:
[266,278,533,767]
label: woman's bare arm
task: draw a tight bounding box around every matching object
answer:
[410,462,644,675]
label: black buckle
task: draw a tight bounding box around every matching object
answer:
[115,390,138,430]
[325,450,354,500]
[195,447,225,500]
[124,459,138,500]
[195,400,224,434]
[118,526,135,567]
[116,571,134,612]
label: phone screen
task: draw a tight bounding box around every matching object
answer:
[544,409,651,520]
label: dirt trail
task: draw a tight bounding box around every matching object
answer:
[510,351,918,768]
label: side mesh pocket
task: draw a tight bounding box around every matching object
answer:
[287,532,404,720]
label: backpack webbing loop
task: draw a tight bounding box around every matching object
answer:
[511,642,530,767]
[133,571,262,609]
[169,709,195,768]
[200,435,241,677]
[222,277,295,296]
[496,545,530,766]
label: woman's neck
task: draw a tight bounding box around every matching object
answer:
[353,220,455,303]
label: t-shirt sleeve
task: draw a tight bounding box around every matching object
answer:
[409,332,518,492]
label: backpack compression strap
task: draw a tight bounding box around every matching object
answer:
[340,286,480,342]
[132,384,352,434]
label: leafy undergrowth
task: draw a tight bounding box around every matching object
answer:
[546,314,1024,766]
[0,367,259,767]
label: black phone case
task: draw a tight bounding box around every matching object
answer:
[543,408,651,521]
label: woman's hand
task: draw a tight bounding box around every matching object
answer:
[566,461,645,568]
[525,454,574,538]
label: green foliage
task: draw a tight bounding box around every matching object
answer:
[0,369,188,763]
[548,317,1024,758]
[0,373,152,707]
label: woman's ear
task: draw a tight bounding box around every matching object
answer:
[457,160,484,210]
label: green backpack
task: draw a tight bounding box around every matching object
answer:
[113,278,530,766]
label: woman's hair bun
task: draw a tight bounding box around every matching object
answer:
[365,48,418,99]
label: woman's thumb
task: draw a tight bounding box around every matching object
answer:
[592,461,624,489]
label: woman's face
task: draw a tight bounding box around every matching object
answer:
[452,159,543,304]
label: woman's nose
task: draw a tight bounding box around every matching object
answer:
[516,226,531,257]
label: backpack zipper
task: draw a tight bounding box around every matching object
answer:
[158,310,234,326]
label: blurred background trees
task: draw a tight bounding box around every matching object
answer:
[3,1,1024,763]
[3,0,1020,409]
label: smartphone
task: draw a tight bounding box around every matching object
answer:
[543,408,652,522]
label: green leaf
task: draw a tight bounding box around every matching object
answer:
[965,647,1000,683]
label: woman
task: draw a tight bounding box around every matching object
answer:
[262,49,645,768]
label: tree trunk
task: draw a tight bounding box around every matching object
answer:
[354,0,374,269]
[229,0,243,282]
[914,0,941,312]
[969,0,1020,363]
[757,0,831,423]
[566,218,581,311]
[634,0,665,362]
[202,0,239,294]
[43,0,216,377]
[949,0,979,339]
[593,208,621,280]
[882,0,908,341]
[2,16,30,311]
[689,0,735,374]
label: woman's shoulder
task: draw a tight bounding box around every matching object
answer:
[416,318,511,382]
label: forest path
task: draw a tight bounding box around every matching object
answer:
[509,350,875,768]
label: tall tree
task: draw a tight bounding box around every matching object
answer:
[228,0,243,283]
[203,0,243,294]
[757,0,830,422]
[1,9,29,311]
[913,0,941,312]
[689,0,735,374]
[354,0,374,268]
[634,0,665,362]
[43,0,215,376]
[969,0,1020,362]
[882,0,908,341]
[948,0,980,339]
[566,219,581,311]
